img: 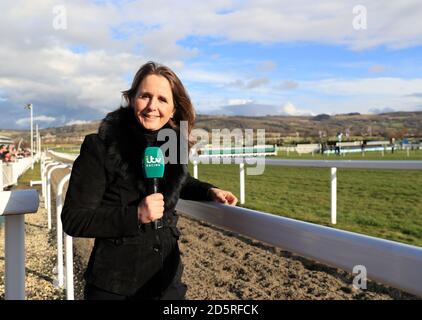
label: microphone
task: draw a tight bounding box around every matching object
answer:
[142,146,165,229]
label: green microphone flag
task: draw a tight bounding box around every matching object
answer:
[143,147,165,229]
[143,146,165,179]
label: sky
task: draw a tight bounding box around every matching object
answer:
[1,0,422,129]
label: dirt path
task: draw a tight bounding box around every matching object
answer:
[177,216,416,300]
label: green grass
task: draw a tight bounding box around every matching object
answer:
[49,144,81,154]
[275,149,422,161]
[16,161,41,186]
[190,163,422,247]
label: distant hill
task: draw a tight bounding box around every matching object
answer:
[193,111,422,141]
[1,111,421,146]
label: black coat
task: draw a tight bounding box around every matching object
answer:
[61,107,215,296]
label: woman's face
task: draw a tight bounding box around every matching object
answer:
[132,74,175,131]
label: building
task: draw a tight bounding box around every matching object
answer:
[0,135,13,145]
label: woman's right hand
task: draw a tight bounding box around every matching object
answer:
[137,193,164,224]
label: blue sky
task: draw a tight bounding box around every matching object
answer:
[1,0,422,129]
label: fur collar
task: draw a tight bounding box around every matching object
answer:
[97,106,188,211]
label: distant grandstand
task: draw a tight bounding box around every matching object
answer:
[0,135,13,145]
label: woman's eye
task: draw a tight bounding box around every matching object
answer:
[159,97,167,103]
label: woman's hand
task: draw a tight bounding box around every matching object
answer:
[137,193,164,224]
[208,188,238,206]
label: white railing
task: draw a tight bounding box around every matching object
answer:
[262,159,422,170]
[0,189,39,300]
[55,173,72,296]
[41,155,74,299]
[176,200,422,297]
[48,150,78,162]
[46,164,70,230]
[194,158,422,224]
[0,157,35,188]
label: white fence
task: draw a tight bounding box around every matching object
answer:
[0,157,36,189]
[48,150,78,162]
[40,154,75,299]
[0,189,39,299]
[176,200,422,297]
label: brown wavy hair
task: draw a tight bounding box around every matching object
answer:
[122,61,195,137]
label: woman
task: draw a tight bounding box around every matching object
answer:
[61,61,237,300]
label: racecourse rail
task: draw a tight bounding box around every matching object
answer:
[1,151,422,299]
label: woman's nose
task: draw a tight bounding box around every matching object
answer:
[146,97,158,111]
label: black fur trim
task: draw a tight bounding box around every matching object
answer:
[97,107,188,211]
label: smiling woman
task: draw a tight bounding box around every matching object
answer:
[121,62,196,137]
[132,74,175,131]
[61,61,238,300]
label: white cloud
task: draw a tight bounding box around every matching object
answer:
[283,102,298,115]
[278,80,299,90]
[120,1,422,50]
[16,115,56,126]
[210,103,285,116]
[306,77,422,96]
[228,77,270,89]
[0,45,142,114]
[283,102,314,116]
[66,120,92,126]
[257,60,278,72]
[227,99,254,105]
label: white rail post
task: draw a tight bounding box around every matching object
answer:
[35,124,39,162]
[56,173,71,288]
[43,162,58,206]
[42,161,56,200]
[240,161,245,205]
[30,104,34,170]
[193,160,198,179]
[65,234,74,300]
[0,160,3,191]
[47,164,68,230]
[1,189,39,300]
[5,215,25,299]
[331,167,337,224]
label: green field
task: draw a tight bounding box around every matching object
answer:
[48,144,81,154]
[189,162,422,247]
[275,149,422,160]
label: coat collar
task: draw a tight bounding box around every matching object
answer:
[97,107,188,210]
